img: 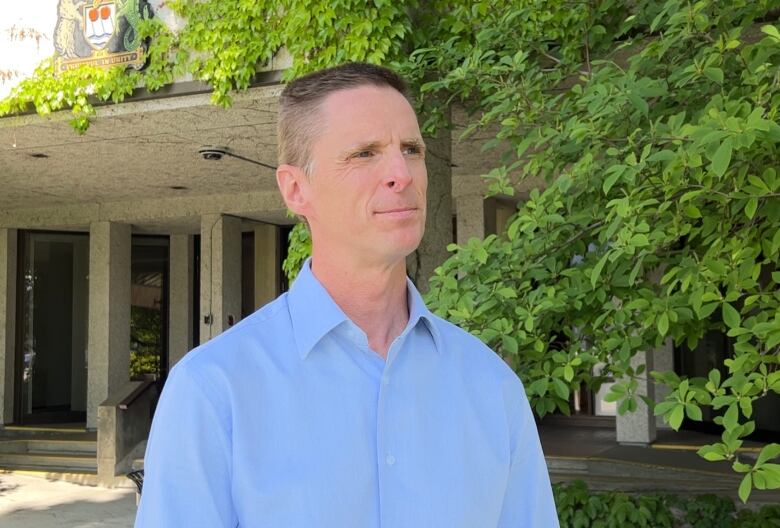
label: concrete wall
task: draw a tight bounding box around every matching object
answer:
[254,223,280,309]
[199,215,241,343]
[0,190,286,232]
[87,222,131,429]
[616,349,657,445]
[169,234,193,367]
[0,229,16,425]
[70,237,89,412]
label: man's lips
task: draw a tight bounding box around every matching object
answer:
[374,207,419,218]
[375,207,417,214]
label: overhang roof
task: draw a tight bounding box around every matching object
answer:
[0,82,286,232]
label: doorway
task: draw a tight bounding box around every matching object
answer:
[15,231,89,425]
[130,236,169,381]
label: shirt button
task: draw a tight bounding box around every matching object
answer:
[382,375,390,386]
[386,454,396,466]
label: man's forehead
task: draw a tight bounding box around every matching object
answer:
[319,85,421,135]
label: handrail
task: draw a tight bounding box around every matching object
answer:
[118,379,155,410]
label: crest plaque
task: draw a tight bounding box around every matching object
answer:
[54,0,149,74]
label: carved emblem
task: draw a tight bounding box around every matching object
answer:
[83,2,116,50]
[53,0,149,74]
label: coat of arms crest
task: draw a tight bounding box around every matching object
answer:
[53,0,150,73]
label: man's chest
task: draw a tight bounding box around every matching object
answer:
[227,363,510,527]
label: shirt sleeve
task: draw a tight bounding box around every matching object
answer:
[134,365,237,528]
[497,378,560,527]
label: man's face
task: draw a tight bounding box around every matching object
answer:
[290,85,428,268]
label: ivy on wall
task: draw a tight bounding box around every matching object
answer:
[0,0,410,129]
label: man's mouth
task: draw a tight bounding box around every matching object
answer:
[374,207,418,218]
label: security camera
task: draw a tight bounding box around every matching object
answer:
[198,146,229,160]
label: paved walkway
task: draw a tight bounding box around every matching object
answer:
[0,425,776,525]
[0,472,136,528]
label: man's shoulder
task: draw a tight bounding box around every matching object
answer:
[173,293,292,376]
[425,312,519,382]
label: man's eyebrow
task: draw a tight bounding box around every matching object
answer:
[401,138,426,149]
[343,141,384,154]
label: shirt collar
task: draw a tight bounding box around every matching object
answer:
[405,276,443,354]
[288,258,443,360]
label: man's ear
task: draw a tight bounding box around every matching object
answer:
[276,164,310,217]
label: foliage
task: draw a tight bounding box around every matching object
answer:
[130,306,161,379]
[0,0,411,128]
[553,480,780,527]
[282,221,311,283]
[418,0,780,500]
[2,0,779,500]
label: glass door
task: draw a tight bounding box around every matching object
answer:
[130,237,169,381]
[15,231,89,425]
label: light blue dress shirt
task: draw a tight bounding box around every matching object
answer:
[135,260,559,527]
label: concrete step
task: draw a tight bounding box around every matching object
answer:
[0,439,97,456]
[0,433,98,473]
[0,452,97,473]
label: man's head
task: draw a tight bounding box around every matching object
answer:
[276,63,428,268]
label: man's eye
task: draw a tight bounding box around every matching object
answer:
[403,145,423,156]
[352,150,374,159]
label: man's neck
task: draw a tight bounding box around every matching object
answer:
[310,252,409,360]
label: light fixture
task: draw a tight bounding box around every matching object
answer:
[197,145,276,170]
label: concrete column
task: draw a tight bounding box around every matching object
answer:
[254,223,280,309]
[616,349,657,445]
[408,111,453,293]
[169,234,193,367]
[654,338,674,429]
[0,229,17,425]
[455,193,485,246]
[200,215,241,343]
[87,222,131,429]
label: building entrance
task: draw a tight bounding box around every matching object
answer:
[15,231,89,425]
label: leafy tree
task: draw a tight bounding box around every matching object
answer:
[418,0,780,502]
[2,0,778,500]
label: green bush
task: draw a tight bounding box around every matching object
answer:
[553,481,780,527]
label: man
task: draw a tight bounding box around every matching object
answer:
[135,62,558,527]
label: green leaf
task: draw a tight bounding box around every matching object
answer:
[711,138,733,177]
[685,205,702,218]
[738,473,752,503]
[762,24,780,41]
[602,165,626,194]
[552,378,569,400]
[627,92,648,117]
[591,253,609,288]
[744,198,758,219]
[657,312,669,336]
[722,303,741,329]
[564,364,574,382]
[502,334,519,355]
[756,443,780,466]
[669,404,685,430]
[703,67,723,84]
[698,445,727,461]
[686,404,702,421]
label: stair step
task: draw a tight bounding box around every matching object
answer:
[0,452,97,472]
[0,439,96,455]
[27,440,97,455]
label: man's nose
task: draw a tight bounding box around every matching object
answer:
[382,150,413,191]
